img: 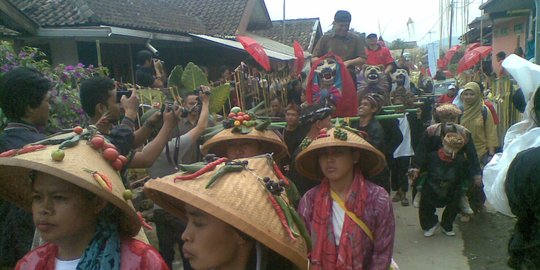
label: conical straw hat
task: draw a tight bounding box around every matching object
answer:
[144,155,309,269]
[295,127,386,180]
[0,132,141,237]
[201,128,288,160]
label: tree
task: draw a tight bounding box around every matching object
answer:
[390,38,408,50]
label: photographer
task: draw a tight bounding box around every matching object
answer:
[79,76,181,168]
[135,50,165,88]
[147,86,211,270]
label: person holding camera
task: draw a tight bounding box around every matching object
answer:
[147,87,211,270]
[79,76,181,168]
[136,50,165,88]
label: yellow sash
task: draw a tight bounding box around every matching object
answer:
[331,190,374,241]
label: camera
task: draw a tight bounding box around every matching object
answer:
[116,89,133,103]
[146,40,159,56]
[161,102,190,118]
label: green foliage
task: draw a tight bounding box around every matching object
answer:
[208,84,231,114]
[167,65,183,91]
[181,62,209,97]
[0,41,107,132]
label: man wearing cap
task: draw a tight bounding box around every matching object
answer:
[437,84,458,105]
[312,10,366,69]
[365,33,395,76]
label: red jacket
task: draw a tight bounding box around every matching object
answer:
[15,238,169,270]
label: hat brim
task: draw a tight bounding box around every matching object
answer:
[0,138,141,237]
[201,128,288,160]
[144,156,308,269]
[295,128,386,180]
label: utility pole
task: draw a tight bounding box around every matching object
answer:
[534,0,540,64]
[449,0,454,48]
[282,0,286,43]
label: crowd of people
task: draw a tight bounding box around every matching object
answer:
[0,8,538,270]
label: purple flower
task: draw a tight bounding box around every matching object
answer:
[1,64,11,73]
[76,63,84,68]
[18,52,27,58]
[65,65,75,72]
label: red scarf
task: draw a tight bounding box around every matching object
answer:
[437,148,454,163]
[310,170,368,270]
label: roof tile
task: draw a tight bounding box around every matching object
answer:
[252,18,320,51]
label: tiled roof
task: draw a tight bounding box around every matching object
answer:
[170,0,249,36]
[7,0,254,35]
[252,18,320,51]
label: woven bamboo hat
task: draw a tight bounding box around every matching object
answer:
[144,155,309,270]
[295,127,386,180]
[0,132,141,237]
[201,128,288,160]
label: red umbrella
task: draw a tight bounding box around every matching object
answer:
[457,46,492,74]
[293,40,304,76]
[443,45,461,64]
[466,42,481,52]
[236,35,271,71]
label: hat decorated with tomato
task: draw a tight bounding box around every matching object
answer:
[201,105,288,160]
[0,126,143,237]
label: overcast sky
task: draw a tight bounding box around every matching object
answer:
[264,0,483,45]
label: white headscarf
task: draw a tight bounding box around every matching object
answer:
[483,54,540,217]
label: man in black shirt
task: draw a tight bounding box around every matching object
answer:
[0,67,51,267]
[135,50,164,88]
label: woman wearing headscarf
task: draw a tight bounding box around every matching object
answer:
[458,81,498,213]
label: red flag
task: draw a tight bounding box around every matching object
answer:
[293,40,304,76]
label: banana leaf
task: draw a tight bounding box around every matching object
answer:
[209,84,231,114]
[181,62,209,97]
[167,65,183,90]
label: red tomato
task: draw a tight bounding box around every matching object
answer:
[73,126,83,134]
[228,112,236,118]
[90,136,105,149]
[111,158,123,171]
[118,155,128,165]
[103,148,119,161]
[237,112,245,116]
[243,114,251,121]
[104,143,117,150]
[236,115,245,122]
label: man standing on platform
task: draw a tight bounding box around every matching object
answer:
[312,10,366,73]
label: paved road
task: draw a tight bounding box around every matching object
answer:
[392,197,470,270]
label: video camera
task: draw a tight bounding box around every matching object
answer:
[161,87,211,117]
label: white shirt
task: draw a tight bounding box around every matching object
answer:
[393,114,414,158]
[332,200,346,245]
[55,258,80,270]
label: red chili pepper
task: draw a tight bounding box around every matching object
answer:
[272,162,290,186]
[0,149,17,157]
[174,157,227,182]
[95,172,113,191]
[17,145,46,155]
[315,134,330,139]
[137,212,153,230]
[268,194,295,240]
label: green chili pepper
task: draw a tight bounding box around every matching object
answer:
[178,162,208,173]
[255,119,271,130]
[289,205,312,251]
[59,135,81,149]
[274,195,300,238]
[205,164,243,189]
